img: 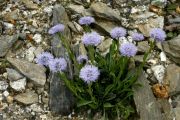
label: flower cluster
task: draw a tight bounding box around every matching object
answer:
[150,28,166,42]
[35,52,54,66]
[48,24,65,35]
[82,32,102,46]
[34,16,168,119]
[77,55,88,64]
[110,27,127,39]
[35,52,67,73]
[120,42,137,57]
[78,16,95,25]
[39,17,167,85]
[132,33,144,41]
[49,58,67,72]
[79,65,100,83]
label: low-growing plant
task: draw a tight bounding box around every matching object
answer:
[35,16,166,119]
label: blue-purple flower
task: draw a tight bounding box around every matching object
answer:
[150,28,166,42]
[77,55,88,64]
[79,16,95,25]
[119,42,137,57]
[132,33,144,41]
[48,24,65,35]
[49,58,67,72]
[82,32,101,46]
[79,65,100,83]
[35,52,54,66]
[110,27,127,39]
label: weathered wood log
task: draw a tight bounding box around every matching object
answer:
[49,4,74,115]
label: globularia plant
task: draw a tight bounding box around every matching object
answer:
[35,16,166,119]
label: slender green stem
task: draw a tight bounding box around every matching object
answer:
[83,25,91,33]
[87,83,96,104]
[117,57,129,80]
[58,33,80,70]
[87,46,95,64]
[137,40,155,77]
[59,72,84,100]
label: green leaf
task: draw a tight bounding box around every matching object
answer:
[106,93,116,101]
[77,100,93,107]
[104,84,114,97]
[167,4,177,10]
[59,73,77,96]
[167,32,174,38]
[104,103,114,108]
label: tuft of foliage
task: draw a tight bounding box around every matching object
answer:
[36,16,165,119]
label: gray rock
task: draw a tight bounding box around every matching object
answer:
[164,64,180,95]
[90,2,121,21]
[30,103,43,112]
[94,20,118,34]
[72,22,83,33]
[137,41,150,53]
[21,0,38,10]
[138,16,164,37]
[6,68,23,81]
[157,99,174,120]
[10,77,26,91]
[162,35,180,64]
[172,96,180,119]
[79,43,87,55]
[133,72,163,120]
[3,9,19,21]
[15,90,38,105]
[151,65,165,84]
[0,22,3,34]
[134,55,151,63]
[0,80,8,91]
[134,55,144,62]
[0,34,19,57]
[131,11,156,21]
[168,17,180,24]
[49,4,74,115]
[7,57,46,86]
[67,4,85,14]
[97,38,112,55]
[151,0,167,8]
[68,22,79,33]
[174,107,180,120]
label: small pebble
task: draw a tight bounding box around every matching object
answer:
[151,65,165,84]
[33,34,42,43]
[148,59,158,65]
[0,94,3,101]
[3,72,8,79]
[160,52,166,62]
[3,91,9,97]
[3,22,14,29]
[6,96,13,104]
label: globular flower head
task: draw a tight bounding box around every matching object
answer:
[132,33,144,41]
[48,24,65,35]
[82,32,101,46]
[77,55,88,64]
[35,52,54,66]
[79,16,95,25]
[110,27,127,39]
[150,28,166,42]
[49,58,67,72]
[119,42,137,57]
[79,65,100,83]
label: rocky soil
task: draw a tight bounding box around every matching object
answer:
[0,0,179,120]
